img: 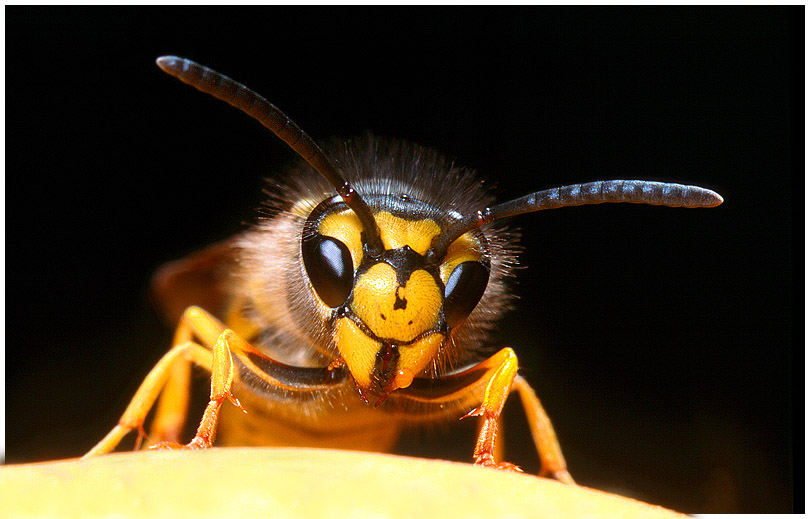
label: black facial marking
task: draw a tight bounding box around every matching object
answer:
[355,243,443,300]
[381,245,425,285]
[393,291,407,310]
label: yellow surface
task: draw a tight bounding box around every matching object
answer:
[0,448,686,518]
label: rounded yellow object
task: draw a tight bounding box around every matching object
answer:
[0,448,687,518]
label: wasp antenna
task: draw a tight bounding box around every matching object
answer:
[155,56,383,253]
[430,180,723,261]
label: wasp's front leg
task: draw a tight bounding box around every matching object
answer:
[395,347,574,483]
[460,348,522,471]
[462,348,574,483]
[84,307,243,457]
[151,327,244,452]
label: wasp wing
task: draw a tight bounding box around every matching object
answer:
[149,238,240,325]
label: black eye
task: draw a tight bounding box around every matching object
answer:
[443,261,489,328]
[302,235,354,308]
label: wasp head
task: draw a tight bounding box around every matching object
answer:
[302,197,490,403]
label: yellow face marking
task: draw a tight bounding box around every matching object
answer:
[374,211,440,256]
[393,333,444,388]
[318,210,363,270]
[317,210,441,270]
[317,207,483,350]
[333,318,379,389]
[332,318,445,392]
[439,232,483,285]
[351,263,441,343]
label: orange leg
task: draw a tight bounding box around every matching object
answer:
[461,348,521,471]
[83,307,243,457]
[460,347,573,482]
[146,318,196,445]
[151,329,243,451]
[512,375,574,484]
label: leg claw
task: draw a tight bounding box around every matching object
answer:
[148,436,208,451]
[149,441,186,451]
[475,458,524,473]
[460,405,486,421]
[551,469,576,485]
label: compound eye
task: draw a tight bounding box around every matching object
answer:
[443,261,489,328]
[302,235,354,308]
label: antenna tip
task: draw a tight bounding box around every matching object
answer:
[703,189,724,207]
[155,55,182,73]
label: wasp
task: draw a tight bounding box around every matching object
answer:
[85,56,722,483]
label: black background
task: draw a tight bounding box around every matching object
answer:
[5,6,799,513]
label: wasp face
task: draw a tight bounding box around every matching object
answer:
[302,196,490,402]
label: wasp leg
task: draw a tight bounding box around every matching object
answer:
[459,347,523,472]
[394,347,573,483]
[151,328,243,452]
[146,317,196,446]
[481,412,506,469]
[83,340,213,457]
[84,307,243,457]
[512,375,574,484]
[147,300,263,447]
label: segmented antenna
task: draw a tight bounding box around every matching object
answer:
[155,56,384,254]
[430,180,723,261]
